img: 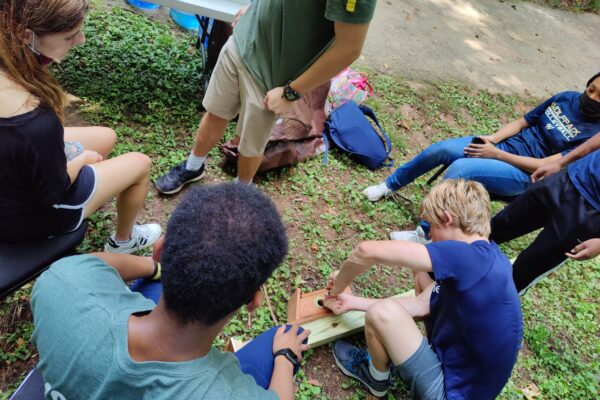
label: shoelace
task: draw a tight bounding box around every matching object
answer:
[348,347,369,369]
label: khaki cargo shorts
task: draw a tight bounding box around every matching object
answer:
[202,37,276,157]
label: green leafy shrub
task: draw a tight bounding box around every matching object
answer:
[52,6,203,124]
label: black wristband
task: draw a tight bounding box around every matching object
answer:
[273,348,300,368]
[282,81,301,101]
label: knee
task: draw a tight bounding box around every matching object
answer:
[128,152,152,176]
[426,138,462,159]
[366,299,404,327]
[99,126,117,150]
[444,159,472,179]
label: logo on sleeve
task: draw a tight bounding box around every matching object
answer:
[544,102,580,140]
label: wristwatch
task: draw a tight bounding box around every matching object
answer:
[273,348,300,368]
[282,81,302,101]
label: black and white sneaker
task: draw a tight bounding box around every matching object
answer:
[332,341,391,398]
[104,224,162,254]
[155,161,205,195]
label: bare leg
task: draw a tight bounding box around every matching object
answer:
[83,152,151,241]
[90,253,154,281]
[191,112,230,157]
[64,126,117,159]
[365,298,425,369]
[237,154,263,182]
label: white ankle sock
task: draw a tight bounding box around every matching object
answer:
[368,359,390,381]
[234,176,253,184]
[186,152,206,171]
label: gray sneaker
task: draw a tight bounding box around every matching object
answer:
[155,161,205,195]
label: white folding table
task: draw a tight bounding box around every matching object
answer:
[144,0,249,23]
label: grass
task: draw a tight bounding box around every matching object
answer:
[1,2,599,399]
[527,0,600,12]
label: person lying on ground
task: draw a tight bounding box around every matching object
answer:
[364,72,600,201]
[490,131,600,295]
[155,0,377,194]
[0,0,160,252]
[32,183,309,400]
[325,179,523,399]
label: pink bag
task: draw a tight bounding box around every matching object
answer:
[326,67,374,113]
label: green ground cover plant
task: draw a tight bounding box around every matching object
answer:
[527,0,600,13]
[0,3,598,399]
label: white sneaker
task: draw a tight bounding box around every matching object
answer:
[363,182,392,202]
[389,226,431,244]
[104,223,162,254]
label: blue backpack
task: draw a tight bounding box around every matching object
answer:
[323,101,393,170]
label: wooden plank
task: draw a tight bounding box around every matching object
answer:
[144,0,249,23]
[304,290,415,349]
[226,289,414,352]
[225,337,247,352]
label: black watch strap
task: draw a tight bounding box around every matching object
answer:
[273,348,300,368]
[282,81,301,101]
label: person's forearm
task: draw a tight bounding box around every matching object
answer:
[90,253,154,281]
[290,22,370,94]
[331,259,371,296]
[490,117,529,143]
[557,132,600,168]
[348,296,380,312]
[66,157,85,183]
[395,283,433,318]
[290,42,359,94]
[495,151,562,173]
[269,358,295,400]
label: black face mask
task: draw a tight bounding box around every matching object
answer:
[579,91,600,120]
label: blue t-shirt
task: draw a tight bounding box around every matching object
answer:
[497,91,600,158]
[426,240,523,400]
[568,149,600,212]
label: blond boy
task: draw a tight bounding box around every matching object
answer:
[326,180,523,399]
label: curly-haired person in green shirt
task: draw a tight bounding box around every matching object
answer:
[32,184,309,400]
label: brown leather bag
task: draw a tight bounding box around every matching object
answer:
[220,83,329,172]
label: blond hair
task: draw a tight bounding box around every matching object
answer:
[0,0,89,122]
[420,179,491,237]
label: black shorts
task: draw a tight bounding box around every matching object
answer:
[49,165,97,236]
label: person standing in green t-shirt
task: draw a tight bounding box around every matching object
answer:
[155,0,377,194]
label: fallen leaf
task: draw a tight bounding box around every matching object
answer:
[397,120,411,130]
[307,379,322,387]
[522,383,541,400]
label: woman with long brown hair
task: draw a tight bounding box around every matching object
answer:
[0,0,160,253]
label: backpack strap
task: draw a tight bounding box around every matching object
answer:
[322,132,330,165]
[358,105,394,167]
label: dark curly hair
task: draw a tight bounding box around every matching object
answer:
[161,183,288,325]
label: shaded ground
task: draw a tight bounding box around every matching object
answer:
[361,0,600,97]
